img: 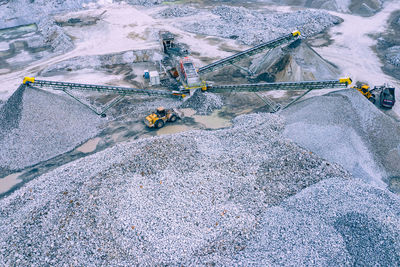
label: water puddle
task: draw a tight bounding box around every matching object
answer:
[76,137,101,153]
[0,172,23,194]
[157,124,192,135]
[193,110,232,129]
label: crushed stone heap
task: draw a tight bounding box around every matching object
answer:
[0,86,102,175]
[281,89,400,189]
[179,89,223,115]
[1,113,355,265]
[182,5,341,46]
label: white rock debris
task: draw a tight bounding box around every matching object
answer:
[182,6,342,46]
[0,113,359,265]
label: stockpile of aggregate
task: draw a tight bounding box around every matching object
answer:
[108,95,181,121]
[0,86,102,175]
[158,5,198,18]
[281,89,400,188]
[0,113,354,265]
[37,17,74,53]
[385,46,400,67]
[259,0,386,16]
[179,89,223,115]
[0,0,95,28]
[377,10,400,80]
[121,0,162,6]
[0,0,162,28]
[236,177,400,266]
[181,5,341,46]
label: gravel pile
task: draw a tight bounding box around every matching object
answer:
[109,95,181,121]
[179,89,223,115]
[0,86,102,174]
[281,89,400,188]
[0,84,25,140]
[182,6,341,46]
[37,17,74,53]
[119,0,162,6]
[385,46,400,67]
[158,5,198,18]
[0,113,353,265]
[260,0,386,16]
[0,0,95,28]
[236,177,400,265]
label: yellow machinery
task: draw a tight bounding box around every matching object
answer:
[23,77,35,84]
[144,107,181,128]
[353,83,376,103]
[292,30,301,37]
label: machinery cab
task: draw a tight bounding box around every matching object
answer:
[353,84,376,103]
[156,107,166,118]
[360,85,369,94]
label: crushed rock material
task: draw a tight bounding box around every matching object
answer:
[0,113,353,265]
[158,5,198,18]
[260,0,386,16]
[0,0,96,28]
[281,89,400,188]
[235,177,400,266]
[120,0,162,6]
[182,5,341,46]
[0,86,102,174]
[385,46,400,67]
[37,16,74,53]
[179,89,223,115]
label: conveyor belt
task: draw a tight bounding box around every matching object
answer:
[28,79,176,98]
[198,31,300,75]
[207,79,350,93]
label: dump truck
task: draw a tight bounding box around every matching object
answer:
[144,107,182,128]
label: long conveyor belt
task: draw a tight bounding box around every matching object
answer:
[25,79,177,98]
[198,31,300,75]
[206,79,351,93]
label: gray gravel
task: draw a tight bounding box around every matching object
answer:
[0,0,95,28]
[179,89,223,115]
[118,0,162,6]
[158,5,198,18]
[0,84,25,140]
[281,89,400,188]
[0,113,353,265]
[0,86,102,173]
[181,5,341,46]
[260,0,386,16]
[236,177,400,266]
[385,45,400,67]
[37,17,74,53]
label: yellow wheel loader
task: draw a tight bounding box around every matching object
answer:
[144,107,181,128]
[352,84,376,104]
